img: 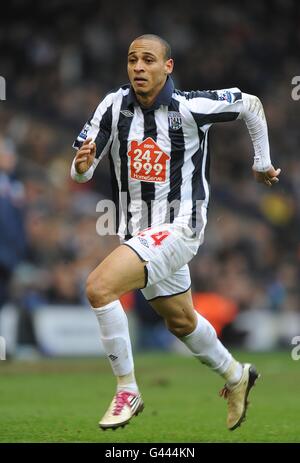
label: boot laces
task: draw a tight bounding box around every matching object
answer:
[219,386,229,399]
[113,391,135,416]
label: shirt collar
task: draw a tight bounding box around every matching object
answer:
[127,76,174,110]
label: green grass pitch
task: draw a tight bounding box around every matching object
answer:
[0,351,299,443]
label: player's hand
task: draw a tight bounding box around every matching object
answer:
[252,165,281,187]
[74,138,96,174]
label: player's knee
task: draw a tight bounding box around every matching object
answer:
[86,272,116,308]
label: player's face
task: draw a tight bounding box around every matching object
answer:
[128,39,173,101]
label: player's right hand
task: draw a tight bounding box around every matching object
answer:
[74,138,96,174]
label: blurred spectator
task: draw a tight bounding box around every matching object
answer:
[0,137,26,315]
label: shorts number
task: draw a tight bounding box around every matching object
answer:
[139,229,170,246]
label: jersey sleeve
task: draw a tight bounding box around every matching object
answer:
[238,93,271,172]
[72,92,114,161]
[180,88,243,126]
[181,88,272,172]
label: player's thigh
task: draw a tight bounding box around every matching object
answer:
[87,244,147,297]
[149,289,197,327]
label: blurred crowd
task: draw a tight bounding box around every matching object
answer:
[0,0,299,352]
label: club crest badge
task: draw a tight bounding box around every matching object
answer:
[168,111,182,130]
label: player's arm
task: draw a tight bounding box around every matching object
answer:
[71,93,114,183]
[182,88,281,187]
[238,93,281,187]
[71,138,97,183]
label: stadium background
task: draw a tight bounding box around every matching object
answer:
[1,0,300,445]
[0,0,300,356]
[0,0,300,357]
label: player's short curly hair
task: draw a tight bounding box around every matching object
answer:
[133,34,172,60]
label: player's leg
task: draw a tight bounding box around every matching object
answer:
[133,222,259,430]
[148,287,197,337]
[90,223,191,430]
[91,223,194,429]
[86,243,147,307]
[147,286,259,430]
[86,244,147,430]
[149,288,240,375]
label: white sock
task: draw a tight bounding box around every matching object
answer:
[180,311,240,378]
[222,359,243,386]
[117,371,138,394]
[93,300,138,392]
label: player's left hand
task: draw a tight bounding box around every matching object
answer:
[252,165,281,187]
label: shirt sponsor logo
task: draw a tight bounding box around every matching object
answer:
[168,111,182,130]
[128,137,170,183]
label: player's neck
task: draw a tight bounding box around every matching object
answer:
[135,79,167,108]
[136,94,156,108]
[135,91,160,108]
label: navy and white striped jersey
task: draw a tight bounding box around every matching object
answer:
[72,77,268,241]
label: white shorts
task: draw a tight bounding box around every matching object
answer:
[123,224,201,301]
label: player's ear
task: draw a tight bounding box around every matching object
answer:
[165,58,174,75]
